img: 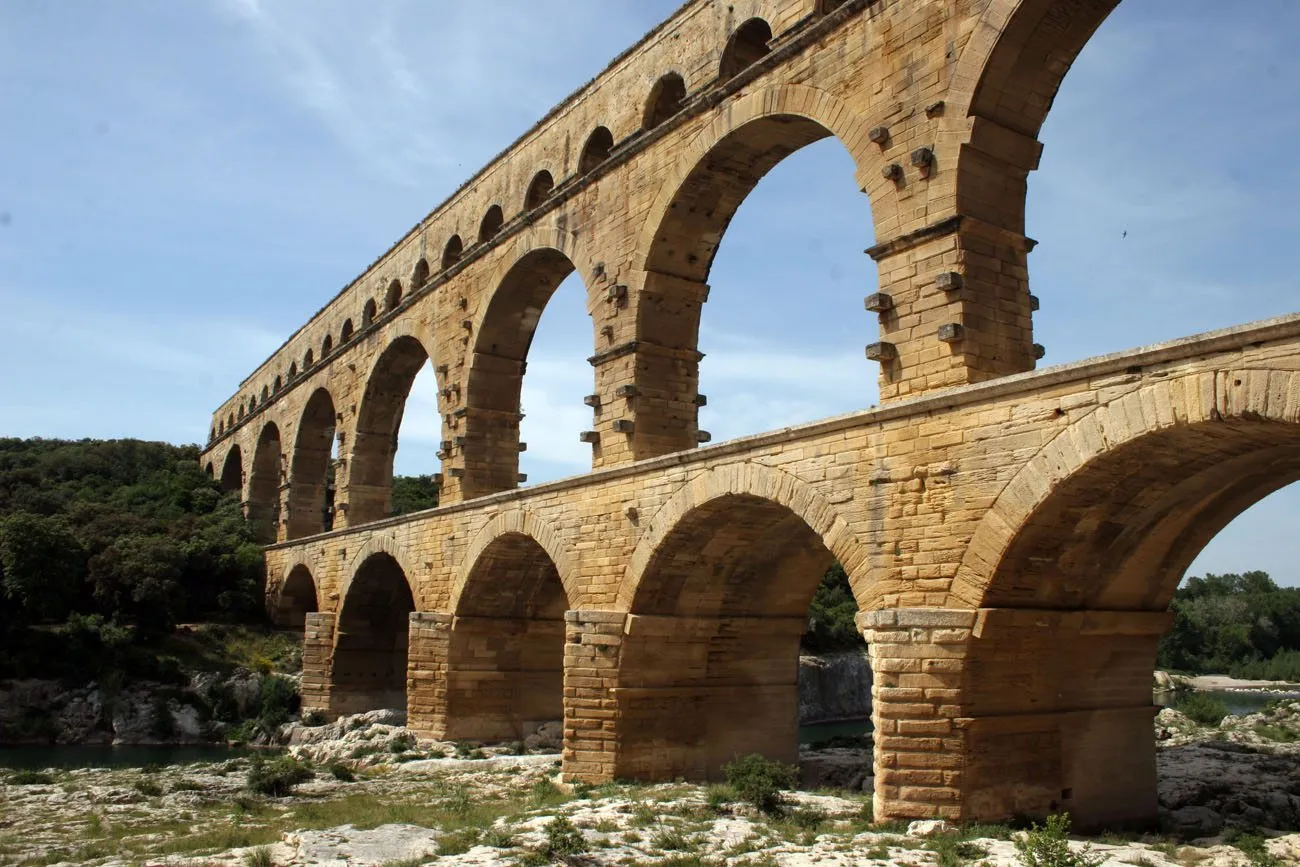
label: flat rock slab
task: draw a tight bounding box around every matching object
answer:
[284,823,441,866]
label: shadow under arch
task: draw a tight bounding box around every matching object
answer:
[442,522,572,741]
[345,327,437,526]
[459,236,595,499]
[274,562,320,630]
[219,445,243,495]
[613,464,867,782]
[287,387,337,540]
[628,84,879,457]
[331,550,416,718]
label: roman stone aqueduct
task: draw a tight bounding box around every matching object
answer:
[199,0,1300,827]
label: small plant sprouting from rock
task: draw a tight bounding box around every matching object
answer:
[723,753,799,816]
[7,770,53,786]
[246,755,313,797]
[1014,813,1104,867]
[133,779,163,798]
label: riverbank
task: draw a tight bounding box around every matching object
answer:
[3,704,1300,865]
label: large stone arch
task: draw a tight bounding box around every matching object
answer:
[331,548,417,718]
[454,228,599,500]
[612,462,866,781]
[248,421,283,544]
[338,533,422,610]
[440,510,574,741]
[287,386,338,540]
[950,369,1300,609]
[619,462,863,611]
[218,443,243,495]
[449,507,577,614]
[271,560,321,629]
[624,84,883,458]
[343,322,438,526]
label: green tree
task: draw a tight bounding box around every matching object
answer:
[0,512,86,623]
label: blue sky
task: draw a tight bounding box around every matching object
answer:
[1,0,1297,584]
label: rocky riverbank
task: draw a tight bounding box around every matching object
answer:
[2,703,1300,865]
[0,669,294,746]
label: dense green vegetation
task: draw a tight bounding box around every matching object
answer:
[1158,571,1300,681]
[0,438,265,680]
[391,474,440,517]
[803,563,862,653]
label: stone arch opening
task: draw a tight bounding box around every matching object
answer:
[719,18,772,82]
[363,299,377,327]
[462,247,585,497]
[219,446,242,493]
[287,388,337,540]
[578,126,613,174]
[444,532,569,741]
[204,461,214,478]
[479,205,504,243]
[815,0,847,15]
[331,552,415,717]
[341,319,355,343]
[411,258,430,289]
[524,171,554,211]
[348,335,433,525]
[305,348,315,368]
[946,404,1300,828]
[636,109,874,456]
[643,72,686,131]
[322,334,333,357]
[227,412,235,429]
[443,235,464,269]
[276,564,319,630]
[248,423,282,544]
[616,493,845,781]
[289,362,298,380]
[385,279,403,312]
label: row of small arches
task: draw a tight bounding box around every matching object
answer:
[211,10,831,443]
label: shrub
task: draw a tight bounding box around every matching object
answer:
[1013,813,1103,867]
[301,710,327,727]
[436,828,481,856]
[541,816,587,858]
[257,676,299,730]
[723,753,798,815]
[790,806,826,830]
[148,695,175,740]
[327,761,356,782]
[246,755,313,797]
[1175,692,1230,727]
[529,778,566,807]
[133,779,163,798]
[7,770,53,785]
[244,846,274,867]
[388,732,416,753]
[651,827,694,851]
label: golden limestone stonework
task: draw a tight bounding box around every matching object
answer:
[199,0,1300,827]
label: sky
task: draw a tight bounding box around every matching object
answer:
[1,0,1297,585]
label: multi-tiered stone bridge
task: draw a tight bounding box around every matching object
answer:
[199,0,1300,827]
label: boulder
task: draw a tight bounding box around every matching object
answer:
[524,720,563,753]
[1161,805,1224,838]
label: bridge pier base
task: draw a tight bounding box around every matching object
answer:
[863,608,1169,830]
[300,612,336,716]
[561,610,625,783]
[407,612,452,736]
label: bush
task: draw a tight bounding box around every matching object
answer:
[133,779,163,797]
[388,732,416,753]
[541,816,587,858]
[244,846,274,867]
[257,676,299,730]
[327,761,356,782]
[246,755,313,797]
[7,770,53,785]
[1175,692,1230,727]
[1014,813,1103,867]
[723,753,798,815]
[301,710,327,727]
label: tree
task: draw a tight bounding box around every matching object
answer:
[0,512,86,623]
